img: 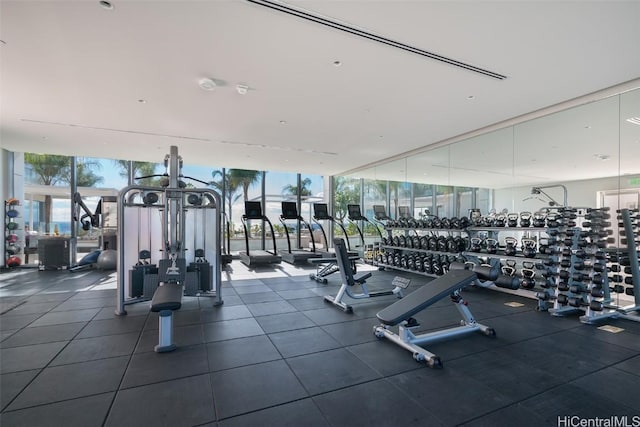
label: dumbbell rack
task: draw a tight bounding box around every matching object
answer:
[378,219,468,278]
[580,208,640,324]
[4,199,22,268]
[549,208,611,319]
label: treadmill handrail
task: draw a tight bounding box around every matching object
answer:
[241,214,279,256]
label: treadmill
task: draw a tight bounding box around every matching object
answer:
[371,204,390,239]
[279,201,321,265]
[239,201,282,267]
[312,203,358,257]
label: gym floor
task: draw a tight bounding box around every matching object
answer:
[1,262,639,427]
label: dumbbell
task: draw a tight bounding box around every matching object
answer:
[441,218,451,229]
[590,286,605,298]
[431,217,442,228]
[437,236,448,252]
[455,236,468,252]
[424,256,434,274]
[557,294,569,305]
[428,236,438,251]
[626,287,635,296]
[407,218,417,228]
[415,256,424,272]
[407,254,416,270]
[504,237,518,256]
[520,263,537,289]
[450,217,460,229]
[568,296,586,308]
[432,258,443,276]
[558,281,570,292]
[459,217,470,228]
[406,236,415,249]
[391,253,399,266]
[412,235,421,249]
[569,284,586,294]
[400,254,409,269]
[419,236,429,250]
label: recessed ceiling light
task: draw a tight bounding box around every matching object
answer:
[99,1,114,10]
[41,136,48,140]
[0,40,6,45]
[236,84,249,95]
[467,95,475,100]
[626,117,640,126]
[584,125,591,129]
[593,154,610,161]
[198,78,217,91]
[279,120,287,125]
[333,60,342,67]
[137,99,146,103]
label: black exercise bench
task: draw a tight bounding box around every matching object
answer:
[150,278,183,352]
[374,264,496,368]
[324,238,407,312]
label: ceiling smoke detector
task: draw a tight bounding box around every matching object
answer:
[198,78,217,91]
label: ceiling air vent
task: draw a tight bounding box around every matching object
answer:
[246,0,507,80]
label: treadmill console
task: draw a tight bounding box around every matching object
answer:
[348,204,364,220]
[398,206,411,219]
[244,201,263,219]
[281,202,299,219]
[313,203,331,220]
[373,205,389,220]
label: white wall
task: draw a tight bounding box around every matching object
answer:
[493,174,640,213]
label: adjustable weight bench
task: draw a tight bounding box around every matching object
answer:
[308,254,360,284]
[324,238,407,312]
[374,265,496,368]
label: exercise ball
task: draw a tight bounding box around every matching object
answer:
[6,255,22,267]
[97,249,117,270]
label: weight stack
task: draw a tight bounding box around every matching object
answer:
[186,261,213,295]
[129,264,158,298]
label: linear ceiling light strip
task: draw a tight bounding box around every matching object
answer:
[246,0,507,80]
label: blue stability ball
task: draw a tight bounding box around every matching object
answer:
[97,249,117,270]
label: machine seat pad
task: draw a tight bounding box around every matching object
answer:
[151,283,183,312]
[353,272,372,284]
[376,270,476,326]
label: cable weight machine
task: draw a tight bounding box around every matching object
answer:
[116,146,223,317]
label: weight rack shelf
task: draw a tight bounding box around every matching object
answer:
[377,262,439,278]
[385,228,467,233]
[380,245,460,256]
[462,251,549,263]
[466,226,549,232]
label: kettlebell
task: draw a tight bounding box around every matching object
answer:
[504,237,518,256]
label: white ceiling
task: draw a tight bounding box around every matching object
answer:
[1,0,640,184]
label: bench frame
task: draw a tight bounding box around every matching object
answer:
[373,269,495,368]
